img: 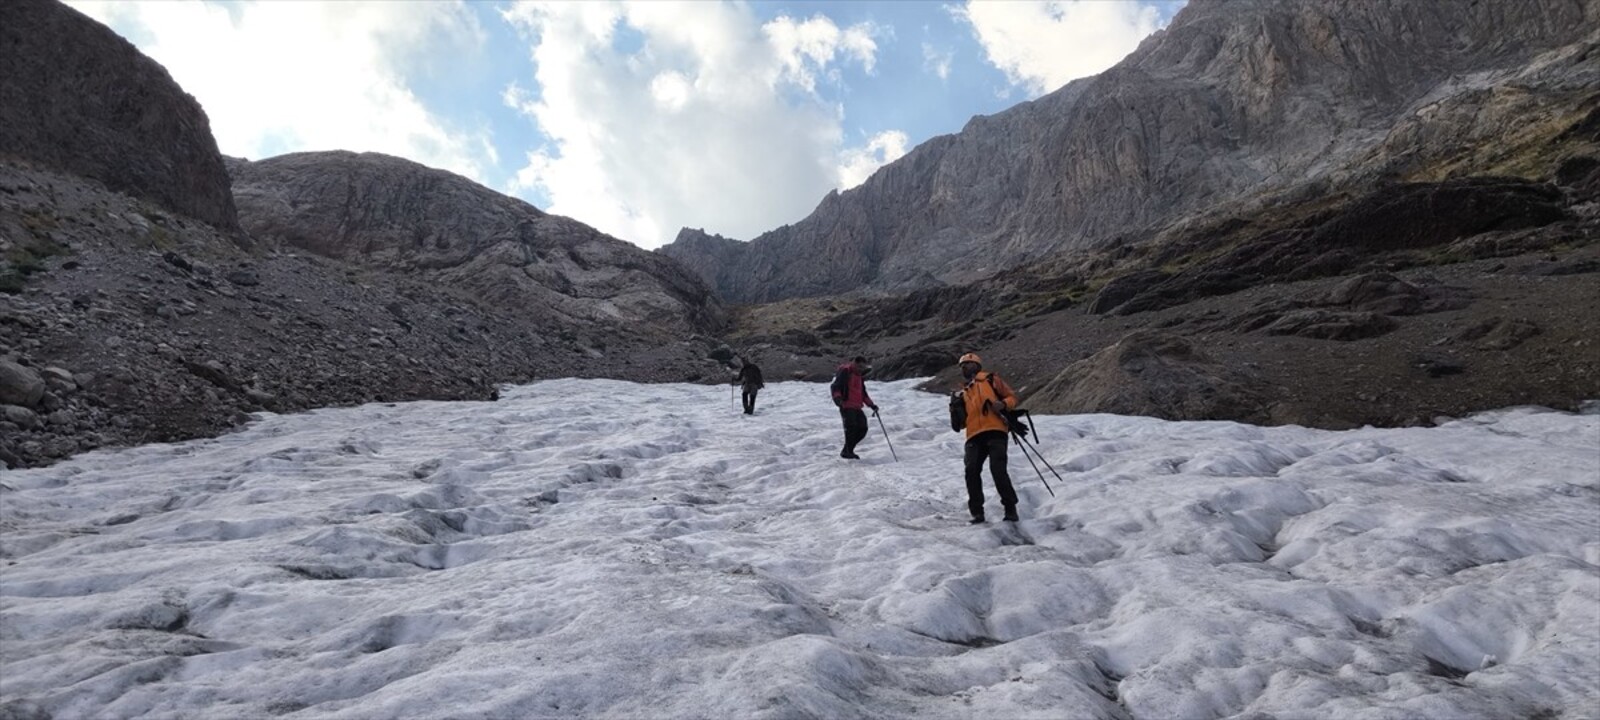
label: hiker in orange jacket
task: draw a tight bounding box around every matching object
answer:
[952,352,1019,523]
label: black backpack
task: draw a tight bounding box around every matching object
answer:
[951,374,1030,440]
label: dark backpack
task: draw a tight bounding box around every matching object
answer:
[951,374,1031,439]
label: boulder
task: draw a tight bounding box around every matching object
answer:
[1024,331,1267,421]
[0,360,45,407]
[708,345,736,365]
[1413,353,1466,378]
[1261,310,1397,341]
[162,251,193,273]
[244,388,276,408]
[1089,270,1169,315]
[225,269,261,287]
[780,328,821,347]
[3,404,41,429]
[872,345,960,381]
[41,366,75,388]
[182,358,239,391]
[1450,317,1541,351]
[1320,273,1468,315]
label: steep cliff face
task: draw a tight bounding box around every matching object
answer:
[0,0,239,231]
[661,0,1598,303]
[229,152,726,335]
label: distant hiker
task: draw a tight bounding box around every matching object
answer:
[951,353,1020,523]
[830,356,878,459]
[734,361,764,415]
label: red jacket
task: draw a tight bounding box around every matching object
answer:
[830,362,875,410]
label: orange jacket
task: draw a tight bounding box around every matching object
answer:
[961,370,1016,439]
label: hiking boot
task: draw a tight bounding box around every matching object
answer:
[1003,508,1019,522]
[840,450,861,459]
[969,516,986,525]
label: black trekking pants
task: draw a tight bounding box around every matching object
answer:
[840,408,869,454]
[964,430,1017,519]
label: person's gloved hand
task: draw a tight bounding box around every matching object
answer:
[869,403,880,414]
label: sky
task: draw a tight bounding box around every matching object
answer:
[2,378,1596,717]
[66,0,1185,249]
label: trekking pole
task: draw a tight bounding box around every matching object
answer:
[1018,434,1066,489]
[874,410,898,462]
[731,382,737,412]
[1012,432,1055,496]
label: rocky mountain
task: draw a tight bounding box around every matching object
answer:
[0,0,737,469]
[661,0,1599,303]
[719,126,1600,429]
[711,0,1600,429]
[229,152,725,336]
[0,0,238,231]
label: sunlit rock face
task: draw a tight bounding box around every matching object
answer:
[660,0,1599,303]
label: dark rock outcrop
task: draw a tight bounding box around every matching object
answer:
[1103,179,1554,316]
[1024,331,1268,421]
[1451,317,1542,351]
[661,0,1597,303]
[0,0,238,231]
[1089,270,1169,315]
[229,152,724,336]
[1308,178,1570,253]
[1260,310,1397,341]
[0,359,45,407]
[1319,273,1469,316]
[871,344,962,381]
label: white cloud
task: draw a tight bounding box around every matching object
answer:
[954,0,1164,97]
[649,71,692,113]
[838,131,910,190]
[922,42,953,80]
[501,2,896,248]
[66,0,494,182]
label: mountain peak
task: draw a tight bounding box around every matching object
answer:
[661,0,1596,304]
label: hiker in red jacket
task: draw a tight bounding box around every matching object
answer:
[830,356,878,459]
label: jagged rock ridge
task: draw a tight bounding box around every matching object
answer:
[229,152,725,336]
[661,0,1599,303]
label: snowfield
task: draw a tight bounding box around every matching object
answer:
[2,379,1597,719]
